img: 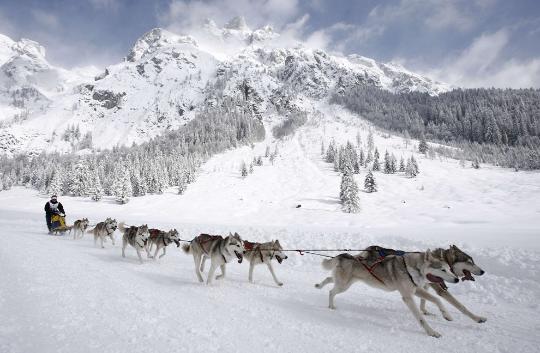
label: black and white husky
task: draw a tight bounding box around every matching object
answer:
[243,239,288,286]
[182,232,244,284]
[71,218,89,240]
[315,249,459,338]
[87,218,117,248]
[119,222,151,264]
[147,228,181,259]
[420,245,487,323]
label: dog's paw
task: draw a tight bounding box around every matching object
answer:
[315,284,321,289]
[329,305,336,310]
[428,330,442,338]
[475,316,487,323]
[443,313,453,321]
[277,282,283,287]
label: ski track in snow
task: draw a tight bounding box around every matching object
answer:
[1,118,540,353]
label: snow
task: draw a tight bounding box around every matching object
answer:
[2,115,540,352]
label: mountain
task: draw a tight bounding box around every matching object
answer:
[0,18,451,156]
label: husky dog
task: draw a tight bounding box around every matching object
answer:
[315,250,458,338]
[243,239,288,286]
[182,232,245,284]
[87,218,117,248]
[119,222,151,264]
[147,228,181,259]
[71,218,89,239]
[419,245,486,323]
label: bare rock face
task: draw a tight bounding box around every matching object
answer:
[92,90,126,109]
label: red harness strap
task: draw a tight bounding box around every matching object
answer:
[358,256,386,285]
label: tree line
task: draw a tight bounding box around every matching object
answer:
[331,86,540,170]
[0,99,265,202]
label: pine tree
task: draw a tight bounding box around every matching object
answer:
[256,156,263,166]
[364,170,377,193]
[265,145,271,158]
[48,170,63,196]
[320,141,325,156]
[390,154,397,173]
[177,172,187,195]
[113,167,132,204]
[383,150,392,174]
[340,171,360,213]
[367,130,374,152]
[356,131,362,147]
[372,155,380,171]
[241,162,248,178]
[69,160,91,196]
[418,136,429,154]
[359,148,365,166]
[365,150,373,167]
[90,169,104,201]
[406,156,420,178]
[399,157,405,172]
[269,153,276,165]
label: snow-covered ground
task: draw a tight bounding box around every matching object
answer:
[1,116,540,352]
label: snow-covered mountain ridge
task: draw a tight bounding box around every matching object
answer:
[0,18,451,156]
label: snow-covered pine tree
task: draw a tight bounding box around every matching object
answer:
[241,162,248,177]
[256,156,263,166]
[390,154,397,173]
[265,145,271,158]
[48,170,64,196]
[114,170,132,204]
[365,150,373,167]
[418,136,429,154]
[249,162,254,174]
[177,172,187,195]
[372,155,380,171]
[359,148,365,166]
[364,170,377,193]
[69,160,91,196]
[90,169,104,201]
[269,153,276,165]
[367,130,374,152]
[411,155,419,175]
[405,157,419,178]
[325,141,336,163]
[320,141,325,156]
[399,157,405,172]
[340,170,360,213]
[383,150,392,174]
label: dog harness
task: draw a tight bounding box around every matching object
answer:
[356,247,406,286]
[197,234,229,263]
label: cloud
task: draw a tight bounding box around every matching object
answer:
[160,0,301,32]
[422,29,540,88]
[31,9,60,29]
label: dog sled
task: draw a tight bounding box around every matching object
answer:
[50,213,70,235]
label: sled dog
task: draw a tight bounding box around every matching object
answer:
[88,218,117,248]
[147,228,181,259]
[182,232,244,284]
[71,218,89,239]
[243,239,288,286]
[119,222,151,264]
[419,245,486,323]
[315,249,458,338]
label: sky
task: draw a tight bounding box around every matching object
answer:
[0,0,539,88]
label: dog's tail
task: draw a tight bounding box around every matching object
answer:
[118,222,128,233]
[181,243,191,254]
[322,257,339,271]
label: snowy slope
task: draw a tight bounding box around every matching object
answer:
[0,18,450,155]
[1,111,539,353]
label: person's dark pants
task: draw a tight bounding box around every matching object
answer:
[46,214,52,232]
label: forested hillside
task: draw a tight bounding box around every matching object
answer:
[332,87,540,169]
